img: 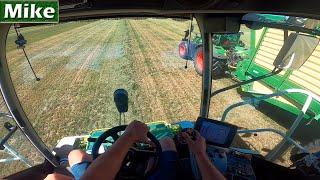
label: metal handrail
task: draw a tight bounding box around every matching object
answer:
[237,128,309,153]
[221,88,320,160]
[221,89,320,122]
[0,125,17,150]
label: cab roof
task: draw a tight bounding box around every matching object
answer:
[58,0,320,21]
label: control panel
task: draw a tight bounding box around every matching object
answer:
[225,150,256,180]
[190,146,256,180]
[190,145,228,179]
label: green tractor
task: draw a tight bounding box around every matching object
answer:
[178,28,250,78]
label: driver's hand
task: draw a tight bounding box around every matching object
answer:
[124,120,148,142]
[182,130,206,156]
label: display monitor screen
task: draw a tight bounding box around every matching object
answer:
[200,121,231,144]
[195,118,238,147]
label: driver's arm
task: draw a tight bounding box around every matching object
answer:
[182,131,226,180]
[81,120,148,180]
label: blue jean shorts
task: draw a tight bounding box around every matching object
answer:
[70,161,91,180]
[70,151,178,180]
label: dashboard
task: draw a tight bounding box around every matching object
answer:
[190,145,256,180]
[178,118,256,180]
[174,118,308,180]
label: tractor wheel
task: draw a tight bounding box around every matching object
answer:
[194,47,204,76]
[193,47,227,78]
[212,58,228,79]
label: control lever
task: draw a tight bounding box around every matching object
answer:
[113,89,128,125]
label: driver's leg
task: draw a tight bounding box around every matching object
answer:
[160,137,177,152]
[68,150,92,180]
[149,137,178,180]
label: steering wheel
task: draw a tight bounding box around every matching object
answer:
[92,125,162,179]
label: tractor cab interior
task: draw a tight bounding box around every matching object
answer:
[1,0,320,180]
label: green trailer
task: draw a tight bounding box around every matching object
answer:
[233,27,320,124]
[179,18,320,125]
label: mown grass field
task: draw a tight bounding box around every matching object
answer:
[1,18,293,177]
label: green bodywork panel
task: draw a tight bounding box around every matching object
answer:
[234,28,320,123]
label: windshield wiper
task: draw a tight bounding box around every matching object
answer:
[14,24,40,81]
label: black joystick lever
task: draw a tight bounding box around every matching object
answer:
[114,89,128,125]
[114,89,128,113]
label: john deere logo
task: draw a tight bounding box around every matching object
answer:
[0,1,59,23]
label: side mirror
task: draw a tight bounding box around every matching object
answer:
[273,33,319,70]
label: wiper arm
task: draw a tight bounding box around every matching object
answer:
[14,24,40,81]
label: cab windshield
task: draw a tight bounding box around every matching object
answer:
[6,18,201,148]
[2,15,320,176]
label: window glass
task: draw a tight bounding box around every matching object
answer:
[209,14,320,167]
[0,100,44,177]
[6,18,201,150]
